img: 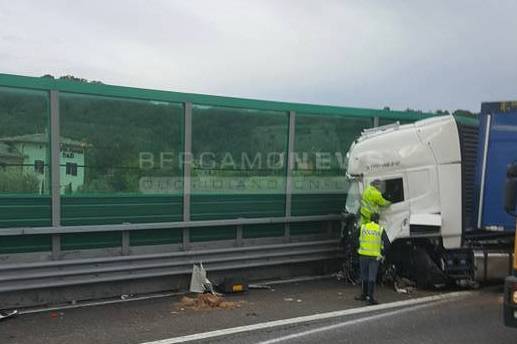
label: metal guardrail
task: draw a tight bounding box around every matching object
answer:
[0,239,342,294]
[0,214,341,236]
[0,215,343,297]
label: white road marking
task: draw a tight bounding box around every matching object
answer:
[140,291,474,344]
[256,301,440,344]
[19,291,184,315]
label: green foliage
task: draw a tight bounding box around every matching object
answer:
[453,109,477,117]
[0,169,40,193]
[77,177,114,193]
[295,115,370,172]
[0,88,48,138]
[41,74,103,84]
[59,94,184,194]
[191,106,288,166]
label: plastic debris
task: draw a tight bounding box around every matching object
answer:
[283,298,294,302]
[190,263,215,294]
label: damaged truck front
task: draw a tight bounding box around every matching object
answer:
[344,110,515,288]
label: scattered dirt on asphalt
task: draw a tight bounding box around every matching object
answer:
[176,294,244,311]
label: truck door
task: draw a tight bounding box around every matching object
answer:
[368,175,410,241]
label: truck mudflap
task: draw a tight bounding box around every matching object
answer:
[504,275,517,327]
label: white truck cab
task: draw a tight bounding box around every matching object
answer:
[346,116,463,249]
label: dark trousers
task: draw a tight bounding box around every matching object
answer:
[359,255,379,283]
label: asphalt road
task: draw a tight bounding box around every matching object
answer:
[199,288,516,344]
[0,279,514,344]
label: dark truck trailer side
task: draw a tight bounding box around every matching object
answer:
[503,156,517,327]
[483,101,517,328]
[503,259,517,327]
[467,102,517,276]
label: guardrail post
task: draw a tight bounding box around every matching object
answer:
[182,102,192,250]
[284,111,296,242]
[236,223,243,247]
[326,220,334,235]
[50,90,61,260]
[121,231,130,255]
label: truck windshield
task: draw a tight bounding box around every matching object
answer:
[345,180,361,214]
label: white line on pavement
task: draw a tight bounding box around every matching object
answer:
[139,290,474,344]
[19,291,185,315]
[256,301,441,344]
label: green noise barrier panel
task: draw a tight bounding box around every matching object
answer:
[0,73,478,253]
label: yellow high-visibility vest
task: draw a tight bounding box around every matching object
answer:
[358,222,383,257]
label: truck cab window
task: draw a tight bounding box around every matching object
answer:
[383,178,404,203]
[345,180,361,214]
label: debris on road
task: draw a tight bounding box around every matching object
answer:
[394,277,416,294]
[283,298,294,302]
[190,263,216,294]
[218,277,248,294]
[176,294,243,311]
[0,309,18,321]
[248,284,272,290]
[332,271,345,281]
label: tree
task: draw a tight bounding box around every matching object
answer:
[0,170,40,193]
[40,74,103,84]
[452,109,476,117]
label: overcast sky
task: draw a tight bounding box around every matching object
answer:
[0,0,516,112]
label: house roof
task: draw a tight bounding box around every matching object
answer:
[0,133,88,148]
[0,142,23,159]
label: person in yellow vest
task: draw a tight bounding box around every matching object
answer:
[355,213,390,305]
[359,179,391,226]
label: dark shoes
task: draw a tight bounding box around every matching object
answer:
[356,282,380,305]
[366,296,379,305]
[366,281,379,305]
[355,281,368,301]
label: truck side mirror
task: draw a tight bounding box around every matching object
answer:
[504,163,517,217]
